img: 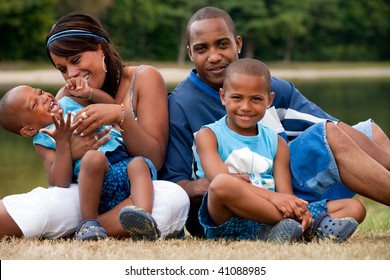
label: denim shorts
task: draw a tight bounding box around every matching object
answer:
[198,192,260,240]
[198,193,328,240]
[98,156,157,214]
[289,119,373,202]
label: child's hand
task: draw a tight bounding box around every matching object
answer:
[230,173,251,183]
[40,110,81,143]
[270,193,313,231]
[65,77,91,100]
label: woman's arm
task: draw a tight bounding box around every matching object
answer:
[72,66,169,170]
[86,87,116,104]
[118,66,168,170]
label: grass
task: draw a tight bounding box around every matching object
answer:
[0,197,389,260]
[0,233,389,260]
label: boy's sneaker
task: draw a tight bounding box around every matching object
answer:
[165,228,186,239]
[75,219,108,241]
[255,219,302,243]
[304,213,358,243]
[119,205,160,241]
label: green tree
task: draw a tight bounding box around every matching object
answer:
[53,0,112,18]
[102,0,164,60]
[156,0,211,64]
[298,0,389,61]
[267,0,310,62]
[218,0,269,59]
[0,0,57,60]
[336,0,389,60]
[0,0,388,62]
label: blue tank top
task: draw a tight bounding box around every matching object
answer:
[195,116,278,191]
[33,96,125,176]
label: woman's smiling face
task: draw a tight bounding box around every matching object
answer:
[50,46,106,90]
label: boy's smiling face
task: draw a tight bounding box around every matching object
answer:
[9,85,60,136]
[220,73,274,136]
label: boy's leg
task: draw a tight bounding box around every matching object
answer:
[127,157,154,214]
[119,157,159,240]
[78,150,108,219]
[199,180,302,242]
[207,174,284,226]
[305,200,360,243]
[98,181,189,239]
[326,198,366,223]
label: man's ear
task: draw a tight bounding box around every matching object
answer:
[20,126,37,137]
[219,88,226,105]
[187,45,194,62]
[236,36,243,55]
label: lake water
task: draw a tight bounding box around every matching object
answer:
[0,78,389,197]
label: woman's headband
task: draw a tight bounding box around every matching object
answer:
[46,29,108,47]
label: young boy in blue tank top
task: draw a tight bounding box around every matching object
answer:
[195,58,365,242]
[0,80,158,241]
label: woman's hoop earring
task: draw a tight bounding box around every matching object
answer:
[102,55,107,73]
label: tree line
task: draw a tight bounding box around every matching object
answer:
[0,0,388,63]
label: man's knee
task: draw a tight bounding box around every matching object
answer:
[326,122,352,152]
[327,122,343,138]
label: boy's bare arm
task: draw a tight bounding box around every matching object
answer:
[195,128,230,181]
[35,111,81,188]
[272,135,312,230]
[273,136,293,194]
[65,77,116,105]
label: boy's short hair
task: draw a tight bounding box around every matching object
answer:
[0,87,24,135]
[186,6,237,46]
[224,58,271,93]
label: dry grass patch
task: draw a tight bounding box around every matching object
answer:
[1,197,389,260]
[1,231,389,260]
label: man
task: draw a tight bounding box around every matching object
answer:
[159,7,390,237]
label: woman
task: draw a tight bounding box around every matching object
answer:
[0,12,189,239]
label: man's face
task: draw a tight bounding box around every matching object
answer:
[187,18,242,90]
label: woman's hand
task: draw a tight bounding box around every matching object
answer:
[70,127,111,160]
[73,103,122,137]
